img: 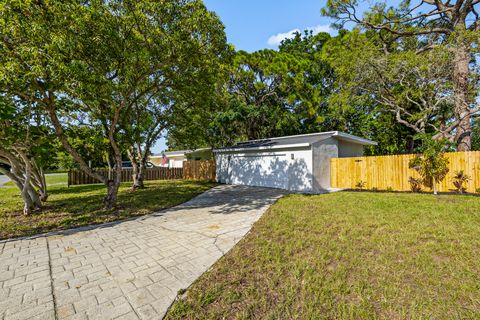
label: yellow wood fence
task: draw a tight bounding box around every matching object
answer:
[331,151,480,193]
[183,160,216,181]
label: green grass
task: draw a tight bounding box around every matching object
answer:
[2,173,68,187]
[166,192,480,319]
[0,177,215,240]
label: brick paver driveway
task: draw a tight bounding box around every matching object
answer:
[0,185,286,320]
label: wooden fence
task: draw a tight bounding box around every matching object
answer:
[68,160,215,186]
[331,151,480,193]
[183,160,216,181]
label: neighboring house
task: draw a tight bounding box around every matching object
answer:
[214,131,377,193]
[150,150,186,168]
[149,148,212,168]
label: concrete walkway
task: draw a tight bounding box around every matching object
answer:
[0,185,286,320]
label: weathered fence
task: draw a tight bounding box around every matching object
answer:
[183,160,216,181]
[331,151,480,193]
[68,160,215,186]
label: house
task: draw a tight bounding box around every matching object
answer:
[214,131,377,193]
[149,148,212,168]
[149,150,186,168]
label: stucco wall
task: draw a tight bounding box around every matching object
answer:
[338,140,365,158]
[311,137,339,192]
[216,137,368,193]
[215,147,313,192]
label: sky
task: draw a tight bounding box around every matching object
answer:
[152,0,334,154]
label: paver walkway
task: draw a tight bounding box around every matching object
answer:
[0,185,285,320]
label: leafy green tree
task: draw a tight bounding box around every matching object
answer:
[203,32,338,147]
[53,126,110,170]
[323,0,480,151]
[409,137,450,195]
[323,30,456,148]
[471,119,480,151]
[0,0,227,208]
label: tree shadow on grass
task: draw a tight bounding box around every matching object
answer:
[0,180,216,240]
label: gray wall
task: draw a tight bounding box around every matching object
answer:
[338,140,365,158]
[311,137,339,192]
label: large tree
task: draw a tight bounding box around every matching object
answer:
[323,30,453,150]
[0,0,227,208]
[202,32,337,147]
[323,0,480,151]
[0,96,52,215]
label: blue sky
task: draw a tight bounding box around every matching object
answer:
[153,0,334,153]
[203,0,334,52]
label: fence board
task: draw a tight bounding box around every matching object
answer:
[330,151,480,193]
[68,167,183,186]
[183,160,216,181]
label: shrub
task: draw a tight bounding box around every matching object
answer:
[409,138,450,195]
[409,177,423,193]
[355,181,366,190]
[452,171,471,194]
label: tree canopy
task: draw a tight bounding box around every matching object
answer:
[0,0,228,208]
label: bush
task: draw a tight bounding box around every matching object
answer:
[409,177,423,193]
[409,138,449,195]
[452,171,470,194]
[355,180,366,190]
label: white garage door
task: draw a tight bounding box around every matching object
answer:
[227,153,289,190]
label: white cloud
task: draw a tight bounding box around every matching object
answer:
[267,24,332,46]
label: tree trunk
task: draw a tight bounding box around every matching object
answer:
[432,176,437,195]
[27,184,42,209]
[104,179,120,209]
[20,161,42,215]
[22,190,36,215]
[32,164,48,202]
[136,162,146,189]
[131,162,145,190]
[1,168,40,214]
[453,44,472,151]
[104,147,123,209]
[128,149,145,190]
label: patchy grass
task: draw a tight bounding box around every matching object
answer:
[166,192,480,319]
[0,179,215,239]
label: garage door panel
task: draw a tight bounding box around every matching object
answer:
[228,155,289,189]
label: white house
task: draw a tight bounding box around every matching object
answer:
[214,131,377,193]
[149,150,187,168]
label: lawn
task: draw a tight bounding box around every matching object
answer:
[0,174,215,239]
[3,173,68,187]
[166,192,480,319]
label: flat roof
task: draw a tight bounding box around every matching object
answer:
[214,131,377,153]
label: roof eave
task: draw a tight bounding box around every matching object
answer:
[213,142,311,153]
[333,131,378,146]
